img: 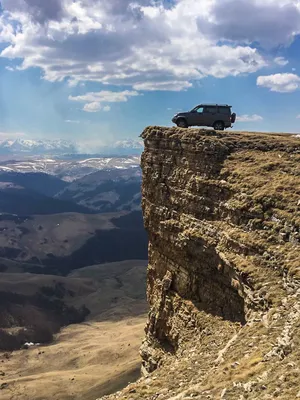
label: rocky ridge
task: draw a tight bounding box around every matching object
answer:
[99,127,300,400]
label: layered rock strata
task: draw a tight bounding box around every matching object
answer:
[100,127,300,400]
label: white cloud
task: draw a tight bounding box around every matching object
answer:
[69,90,139,103]
[1,0,65,25]
[133,81,192,91]
[5,66,15,71]
[83,102,102,113]
[197,0,300,48]
[0,0,270,91]
[257,73,300,92]
[65,119,80,123]
[274,57,289,66]
[81,103,109,112]
[0,14,15,43]
[237,114,263,122]
[70,90,139,112]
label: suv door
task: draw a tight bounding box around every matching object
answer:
[203,106,217,127]
[218,106,231,127]
[188,106,204,126]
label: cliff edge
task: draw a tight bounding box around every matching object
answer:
[100,127,300,400]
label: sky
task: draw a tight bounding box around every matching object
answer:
[0,0,300,150]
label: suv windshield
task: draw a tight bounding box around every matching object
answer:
[191,106,202,113]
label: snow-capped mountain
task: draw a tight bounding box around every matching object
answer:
[0,139,77,155]
[0,156,141,181]
[0,138,144,156]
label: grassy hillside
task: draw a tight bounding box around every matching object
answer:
[0,211,148,275]
[0,260,147,400]
[0,172,68,197]
[0,187,94,215]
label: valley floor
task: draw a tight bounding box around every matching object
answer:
[0,316,146,400]
[0,260,148,400]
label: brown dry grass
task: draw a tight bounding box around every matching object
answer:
[110,127,300,400]
[0,317,145,400]
[223,150,300,227]
[0,260,148,400]
[220,149,300,282]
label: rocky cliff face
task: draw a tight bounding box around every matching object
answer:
[100,127,300,400]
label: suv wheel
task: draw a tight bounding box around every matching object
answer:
[177,119,188,128]
[213,121,224,131]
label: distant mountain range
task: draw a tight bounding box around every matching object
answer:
[0,149,145,267]
[0,166,141,215]
[0,139,77,155]
[0,139,147,358]
[0,138,144,156]
[0,155,140,181]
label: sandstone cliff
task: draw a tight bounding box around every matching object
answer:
[100,127,300,400]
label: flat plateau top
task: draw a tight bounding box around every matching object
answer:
[141,126,300,152]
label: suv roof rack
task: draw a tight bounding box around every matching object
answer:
[200,103,231,107]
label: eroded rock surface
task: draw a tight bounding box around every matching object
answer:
[99,127,300,400]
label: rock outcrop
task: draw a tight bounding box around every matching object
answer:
[100,127,300,400]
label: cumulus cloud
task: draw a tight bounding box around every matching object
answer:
[274,57,289,66]
[197,0,300,48]
[82,102,110,113]
[237,114,263,122]
[82,103,111,113]
[69,90,139,103]
[69,90,139,112]
[257,73,300,92]
[0,0,270,91]
[133,81,193,91]
[83,102,102,113]
[1,0,65,24]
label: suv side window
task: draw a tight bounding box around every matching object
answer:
[204,106,217,114]
[196,107,204,113]
[218,106,231,115]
